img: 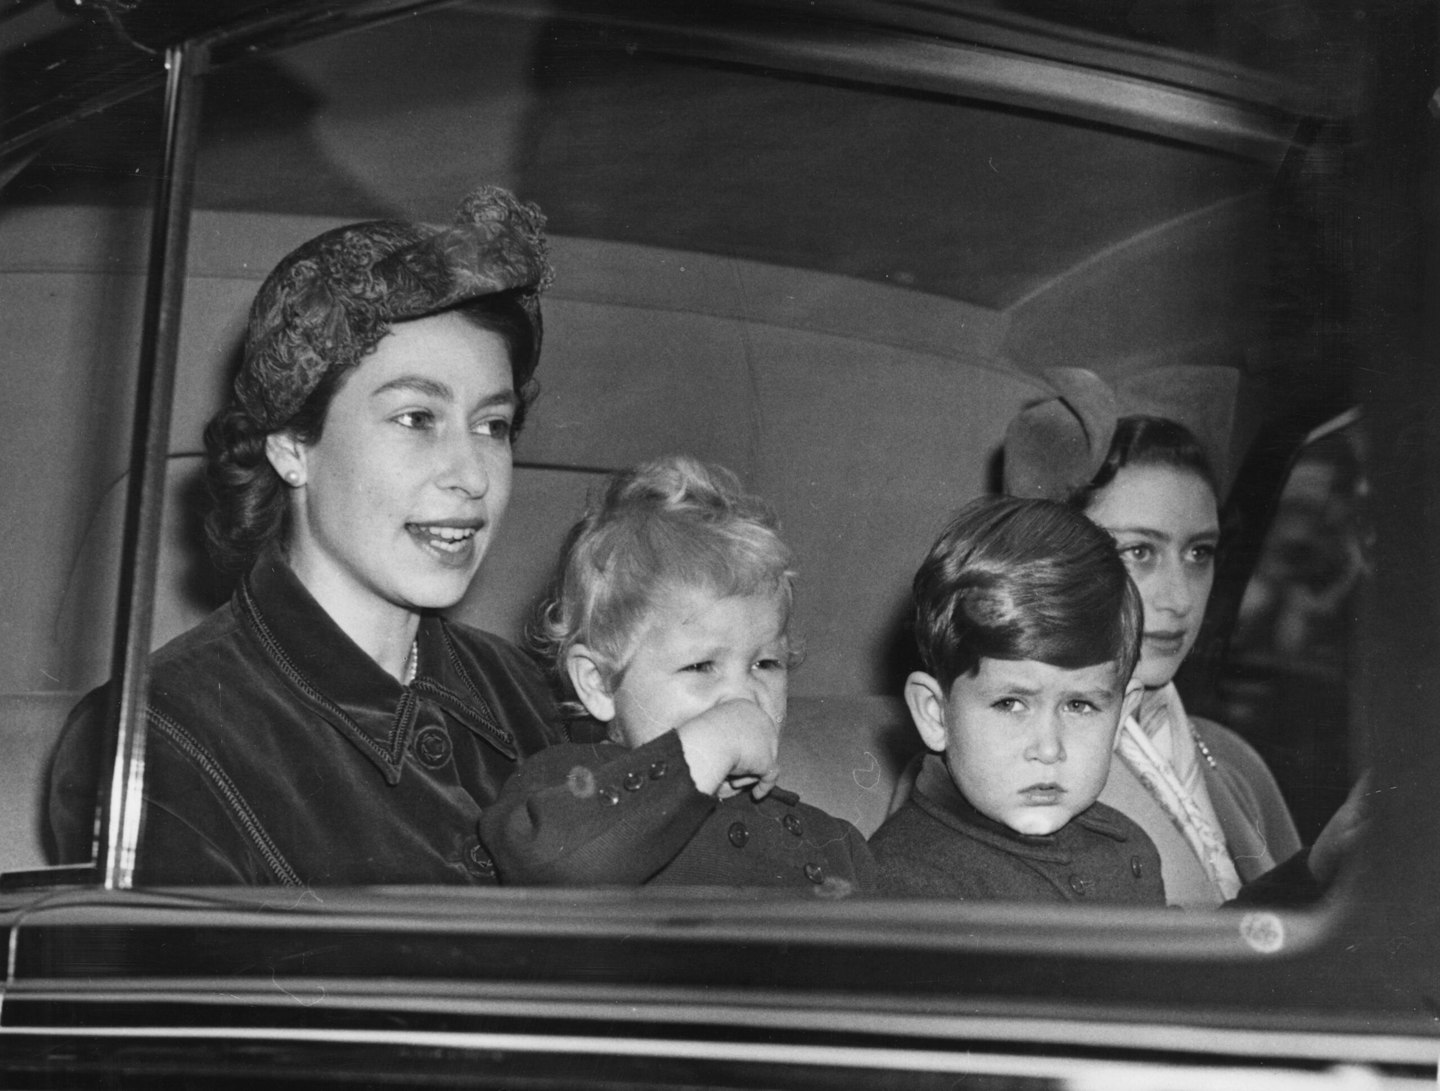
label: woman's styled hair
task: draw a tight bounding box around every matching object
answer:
[912,496,1142,690]
[202,291,539,575]
[531,455,798,697]
[202,185,551,576]
[1073,415,1219,511]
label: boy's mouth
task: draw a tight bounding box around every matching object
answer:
[1018,783,1066,804]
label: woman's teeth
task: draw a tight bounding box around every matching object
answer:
[411,524,477,552]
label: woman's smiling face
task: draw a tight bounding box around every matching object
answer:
[271,310,516,635]
[1084,463,1219,690]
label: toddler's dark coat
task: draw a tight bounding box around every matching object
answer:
[483,721,874,895]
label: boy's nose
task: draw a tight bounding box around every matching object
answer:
[717,669,779,717]
[1026,716,1065,764]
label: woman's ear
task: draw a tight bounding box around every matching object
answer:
[904,671,950,753]
[566,645,616,723]
[265,430,308,488]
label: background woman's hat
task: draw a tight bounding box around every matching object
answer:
[236,184,552,430]
[1002,365,1240,501]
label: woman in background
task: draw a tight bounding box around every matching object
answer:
[1005,366,1357,907]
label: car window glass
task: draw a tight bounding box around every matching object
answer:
[2,3,1366,914]
[1213,419,1370,843]
[0,88,161,876]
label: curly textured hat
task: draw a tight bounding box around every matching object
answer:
[1002,365,1240,502]
[235,185,553,429]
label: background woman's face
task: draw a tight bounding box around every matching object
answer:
[280,311,516,630]
[1085,464,1219,690]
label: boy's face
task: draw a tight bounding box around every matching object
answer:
[906,657,1142,836]
[573,585,790,749]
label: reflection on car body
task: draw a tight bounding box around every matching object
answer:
[0,0,1437,1087]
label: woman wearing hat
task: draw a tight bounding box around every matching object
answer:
[1004,367,1359,908]
[50,187,580,885]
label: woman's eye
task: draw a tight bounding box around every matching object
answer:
[474,417,513,441]
[393,409,435,430]
[1189,543,1217,565]
[1118,543,1154,565]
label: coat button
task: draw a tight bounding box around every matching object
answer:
[783,813,803,837]
[598,786,621,806]
[804,863,824,884]
[648,760,668,780]
[727,821,749,848]
[1131,855,1144,878]
[414,725,452,768]
[1068,875,1089,896]
[623,771,645,792]
[465,842,495,877]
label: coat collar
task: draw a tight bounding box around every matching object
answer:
[237,551,514,785]
[912,753,1131,863]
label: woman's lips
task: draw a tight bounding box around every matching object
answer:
[1143,630,1187,655]
[407,521,483,567]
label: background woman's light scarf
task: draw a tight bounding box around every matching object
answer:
[1115,683,1242,900]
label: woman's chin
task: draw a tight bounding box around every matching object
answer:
[395,570,481,613]
[1134,653,1186,691]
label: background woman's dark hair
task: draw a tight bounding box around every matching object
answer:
[203,289,540,576]
[1072,415,1219,510]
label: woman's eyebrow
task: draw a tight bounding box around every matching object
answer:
[371,376,453,400]
[477,389,520,411]
[1106,524,1170,542]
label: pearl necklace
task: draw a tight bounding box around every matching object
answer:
[403,638,419,686]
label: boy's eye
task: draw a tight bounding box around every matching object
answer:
[681,660,715,674]
[753,657,787,672]
[1065,699,1099,714]
[992,697,1024,713]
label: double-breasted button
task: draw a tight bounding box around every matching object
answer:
[783,813,803,837]
[1068,875,1089,896]
[598,786,621,806]
[727,821,749,848]
[623,771,645,792]
[803,863,824,884]
[648,760,668,780]
[414,725,452,768]
[1130,855,1144,878]
[465,841,495,877]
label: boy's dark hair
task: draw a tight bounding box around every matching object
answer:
[912,496,1142,690]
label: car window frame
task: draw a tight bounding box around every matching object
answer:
[0,0,1435,1054]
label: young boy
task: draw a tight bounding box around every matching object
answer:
[481,455,874,894]
[869,496,1163,904]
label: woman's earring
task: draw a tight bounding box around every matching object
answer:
[283,470,301,486]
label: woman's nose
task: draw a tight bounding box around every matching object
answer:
[1149,557,1194,617]
[441,435,490,498]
